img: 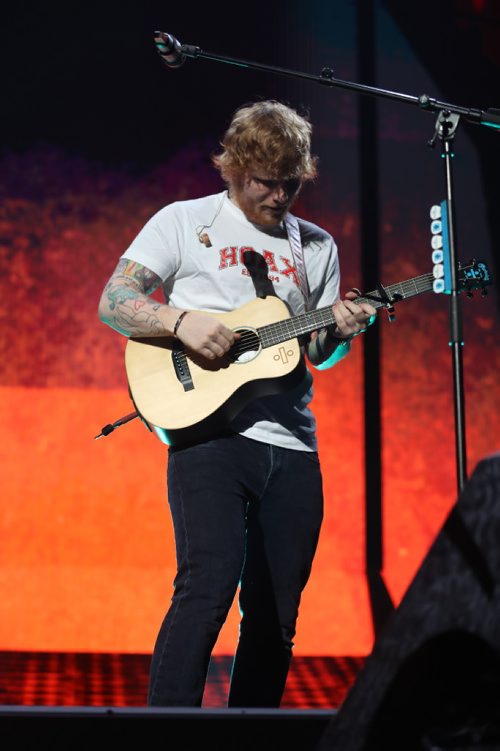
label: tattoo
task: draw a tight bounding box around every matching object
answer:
[102,259,167,337]
[115,259,162,295]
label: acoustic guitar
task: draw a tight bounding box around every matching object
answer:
[125,260,490,446]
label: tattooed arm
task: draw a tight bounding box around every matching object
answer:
[98,259,179,337]
[98,259,239,359]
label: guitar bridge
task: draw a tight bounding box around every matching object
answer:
[172,345,194,392]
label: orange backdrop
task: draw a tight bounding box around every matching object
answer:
[0,147,498,656]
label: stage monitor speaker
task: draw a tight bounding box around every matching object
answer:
[318,452,500,751]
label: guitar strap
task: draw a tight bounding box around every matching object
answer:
[285,213,310,310]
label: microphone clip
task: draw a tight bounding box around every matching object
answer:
[154,31,186,68]
[153,31,201,68]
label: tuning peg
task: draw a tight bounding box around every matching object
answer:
[466,291,474,298]
[429,202,450,293]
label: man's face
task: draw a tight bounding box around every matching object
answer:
[230,172,303,227]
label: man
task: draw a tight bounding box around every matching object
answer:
[98,100,376,707]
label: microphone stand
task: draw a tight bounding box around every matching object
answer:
[172,36,498,494]
[430,111,468,491]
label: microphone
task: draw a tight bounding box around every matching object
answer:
[154,31,185,68]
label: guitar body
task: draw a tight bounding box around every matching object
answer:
[125,295,305,447]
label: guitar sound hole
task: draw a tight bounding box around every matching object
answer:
[229,328,261,364]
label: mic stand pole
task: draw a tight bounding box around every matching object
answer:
[174,38,499,494]
[431,111,467,493]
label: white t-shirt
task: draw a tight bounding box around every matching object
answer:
[121,191,341,451]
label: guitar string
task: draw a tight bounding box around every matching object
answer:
[229,272,437,351]
[203,265,482,353]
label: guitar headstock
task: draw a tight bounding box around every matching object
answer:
[430,203,492,298]
[458,259,492,297]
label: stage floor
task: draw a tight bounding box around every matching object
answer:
[0,651,364,709]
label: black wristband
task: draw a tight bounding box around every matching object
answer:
[173,311,189,337]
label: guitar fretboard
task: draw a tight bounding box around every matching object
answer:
[257,272,435,348]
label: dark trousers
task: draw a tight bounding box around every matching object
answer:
[147,433,324,707]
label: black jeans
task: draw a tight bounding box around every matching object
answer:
[147,433,324,707]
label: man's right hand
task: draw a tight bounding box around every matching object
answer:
[174,311,241,360]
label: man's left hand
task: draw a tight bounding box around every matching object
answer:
[329,289,377,339]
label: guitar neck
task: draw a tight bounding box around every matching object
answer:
[257,271,434,348]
